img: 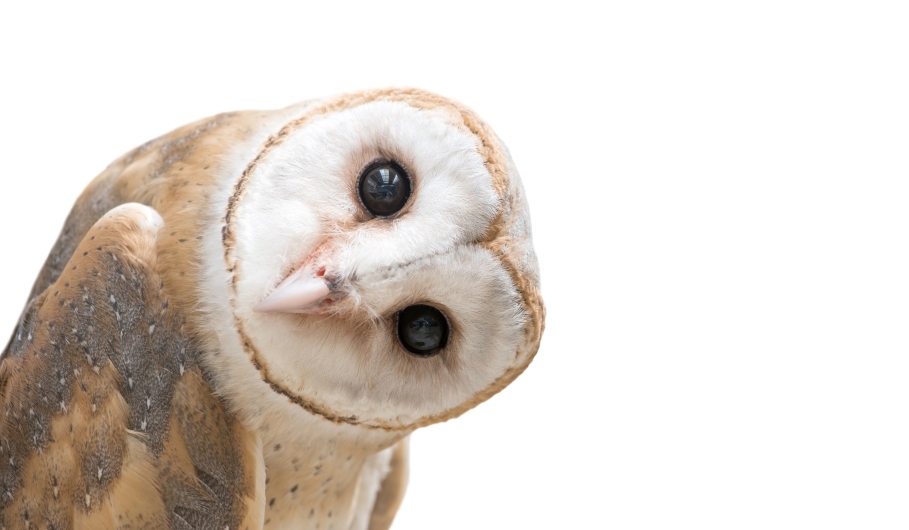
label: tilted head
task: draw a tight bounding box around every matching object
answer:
[188,89,544,435]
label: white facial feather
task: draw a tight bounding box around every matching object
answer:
[198,99,527,428]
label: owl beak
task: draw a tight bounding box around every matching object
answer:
[253,266,332,314]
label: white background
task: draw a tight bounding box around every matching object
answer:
[1,1,907,528]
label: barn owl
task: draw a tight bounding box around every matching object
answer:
[0,88,543,529]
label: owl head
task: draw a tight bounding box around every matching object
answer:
[199,89,543,436]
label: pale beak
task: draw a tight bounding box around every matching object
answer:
[254,267,332,314]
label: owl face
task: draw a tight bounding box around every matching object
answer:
[209,91,541,431]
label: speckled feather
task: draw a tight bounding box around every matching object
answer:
[0,205,261,529]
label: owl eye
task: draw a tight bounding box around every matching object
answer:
[357,161,412,217]
[397,305,449,357]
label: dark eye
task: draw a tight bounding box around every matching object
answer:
[397,305,449,357]
[357,161,412,217]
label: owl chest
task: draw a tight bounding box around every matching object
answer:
[260,435,393,530]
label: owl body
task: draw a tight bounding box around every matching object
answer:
[0,89,543,529]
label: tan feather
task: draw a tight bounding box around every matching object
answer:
[368,438,409,530]
[0,204,259,528]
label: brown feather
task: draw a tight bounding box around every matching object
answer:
[0,205,259,528]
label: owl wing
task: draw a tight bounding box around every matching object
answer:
[367,438,409,530]
[0,204,263,530]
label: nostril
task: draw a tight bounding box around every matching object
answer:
[316,267,326,277]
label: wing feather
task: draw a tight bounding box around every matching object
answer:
[0,204,262,529]
[368,438,410,530]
